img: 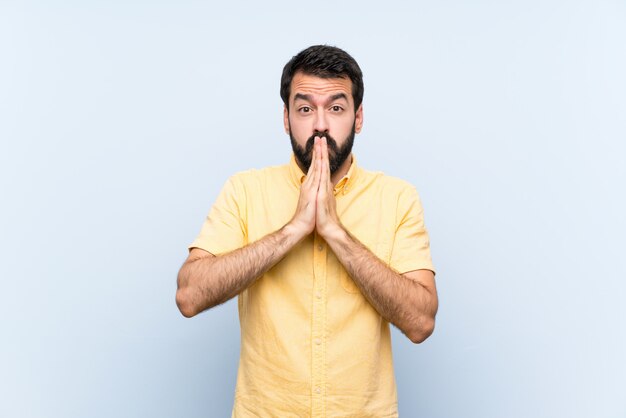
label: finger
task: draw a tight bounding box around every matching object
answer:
[311,137,322,188]
[304,137,319,187]
[321,136,329,163]
[306,142,316,177]
[320,137,330,186]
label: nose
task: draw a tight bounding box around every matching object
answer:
[313,110,329,134]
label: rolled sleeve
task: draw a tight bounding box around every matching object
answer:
[189,175,247,255]
[390,186,435,275]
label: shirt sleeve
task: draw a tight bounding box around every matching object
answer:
[389,186,435,275]
[188,175,248,255]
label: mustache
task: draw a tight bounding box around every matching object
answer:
[304,132,340,155]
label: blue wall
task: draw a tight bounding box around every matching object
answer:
[1,1,625,417]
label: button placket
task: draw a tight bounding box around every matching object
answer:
[311,233,327,417]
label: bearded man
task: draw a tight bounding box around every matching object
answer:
[176,45,438,417]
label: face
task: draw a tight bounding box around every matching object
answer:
[284,72,363,174]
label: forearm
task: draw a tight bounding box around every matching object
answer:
[176,223,305,317]
[326,228,437,343]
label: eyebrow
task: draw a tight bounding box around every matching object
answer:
[294,93,313,102]
[329,93,348,102]
[293,92,349,105]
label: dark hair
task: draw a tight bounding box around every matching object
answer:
[280,45,364,111]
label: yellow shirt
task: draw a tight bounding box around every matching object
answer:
[190,155,435,418]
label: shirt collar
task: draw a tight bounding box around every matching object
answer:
[288,154,358,195]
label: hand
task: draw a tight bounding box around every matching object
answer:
[288,137,344,241]
[288,137,322,239]
[315,137,343,239]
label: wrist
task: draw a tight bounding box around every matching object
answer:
[283,220,311,243]
[318,221,347,245]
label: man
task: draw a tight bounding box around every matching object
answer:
[176,45,438,417]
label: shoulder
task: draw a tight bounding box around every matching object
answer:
[357,165,418,195]
[356,166,424,216]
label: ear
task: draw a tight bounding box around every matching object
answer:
[283,105,290,134]
[354,104,364,134]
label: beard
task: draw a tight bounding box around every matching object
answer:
[289,121,356,175]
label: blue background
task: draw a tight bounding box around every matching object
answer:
[1,1,625,417]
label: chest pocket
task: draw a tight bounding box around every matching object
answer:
[340,241,391,294]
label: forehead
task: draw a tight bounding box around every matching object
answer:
[290,72,353,101]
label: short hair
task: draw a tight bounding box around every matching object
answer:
[280,45,364,112]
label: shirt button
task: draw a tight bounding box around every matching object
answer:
[316,292,322,299]
[315,338,321,345]
[315,386,321,394]
[317,244,324,251]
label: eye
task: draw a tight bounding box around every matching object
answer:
[330,105,343,112]
[299,106,312,113]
